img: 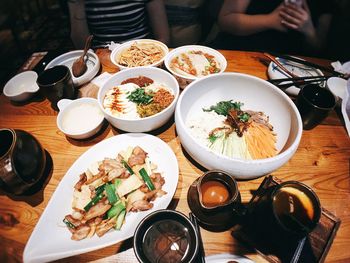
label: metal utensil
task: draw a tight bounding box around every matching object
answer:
[189,212,205,263]
[72,35,93,77]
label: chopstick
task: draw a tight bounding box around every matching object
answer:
[264,53,299,78]
[189,212,205,263]
[269,52,345,78]
[268,75,327,85]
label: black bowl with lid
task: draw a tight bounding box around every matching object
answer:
[133,209,199,263]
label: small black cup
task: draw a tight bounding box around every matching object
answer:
[37,65,76,109]
[296,84,336,130]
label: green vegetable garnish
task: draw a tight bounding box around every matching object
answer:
[209,134,218,143]
[238,112,250,122]
[127,88,153,105]
[115,209,126,230]
[203,100,243,116]
[139,168,155,191]
[84,192,104,211]
[107,201,125,219]
[105,183,119,204]
[122,160,134,175]
[63,218,75,229]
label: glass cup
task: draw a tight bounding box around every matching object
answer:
[0,128,46,195]
[296,84,337,130]
[270,181,321,237]
[37,65,76,109]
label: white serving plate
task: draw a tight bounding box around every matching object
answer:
[267,57,324,96]
[46,50,100,86]
[206,253,255,263]
[23,133,179,263]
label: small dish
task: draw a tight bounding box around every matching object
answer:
[110,39,169,70]
[133,209,199,263]
[268,57,324,96]
[3,71,39,102]
[56,98,105,139]
[45,50,100,86]
[164,45,227,89]
[327,77,347,101]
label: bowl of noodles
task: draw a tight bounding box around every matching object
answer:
[175,73,303,179]
[98,66,179,132]
[110,39,169,70]
[164,45,227,89]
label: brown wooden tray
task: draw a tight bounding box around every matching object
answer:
[233,175,341,263]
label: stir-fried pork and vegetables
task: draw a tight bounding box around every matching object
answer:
[63,146,166,240]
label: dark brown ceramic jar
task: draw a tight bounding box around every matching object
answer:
[0,128,46,195]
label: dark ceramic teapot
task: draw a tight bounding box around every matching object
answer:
[0,128,46,195]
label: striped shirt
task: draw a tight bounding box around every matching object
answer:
[85,0,151,47]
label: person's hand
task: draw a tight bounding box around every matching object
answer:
[279,0,315,37]
[268,2,288,32]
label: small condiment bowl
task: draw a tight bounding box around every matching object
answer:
[133,209,199,263]
[3,71,39,102]
[56,98,105,139]
[270,181,321,237]
[110,39,169,70]
[197,170,240,212]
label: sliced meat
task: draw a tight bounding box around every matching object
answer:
[128,146,147,167]
[131,200,153,211]
[96,217,117,237]
[71,224,91,240]
[83,198,111,221]
[74,173,87,191]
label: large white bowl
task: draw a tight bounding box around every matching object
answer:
[175,73,303,179]
[98,67,179,132]
[164,45,227,89]
[110,39,169,70]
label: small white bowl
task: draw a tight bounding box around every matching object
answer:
[57,98,105,139]
[164,45,227,89]
[98,67,179,132]
[46,50,100,86]
[110,39,169,70]
[3,71,39,102]
[175,73,302,179]
[327,77,347,101]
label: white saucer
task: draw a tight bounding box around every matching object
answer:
[45,50,100,87]
[205,253,255,263]
[267,57,324,96]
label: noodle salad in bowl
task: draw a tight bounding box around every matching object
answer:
[175,73,302,179]
[110,39,169,70]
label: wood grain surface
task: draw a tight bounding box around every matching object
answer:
[0,49,349,263]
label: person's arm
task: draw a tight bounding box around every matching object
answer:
[67,0,90,49]
[146,0,170,45]
[279,1,332,50]
[217,0,287,36]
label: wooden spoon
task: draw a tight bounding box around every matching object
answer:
[72,35,93,77]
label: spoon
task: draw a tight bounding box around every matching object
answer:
[72,35,93,77]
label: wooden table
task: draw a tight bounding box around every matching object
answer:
[0,49,349,263]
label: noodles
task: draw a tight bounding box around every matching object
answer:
[117,41,165,67]
[186,100,277,160]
